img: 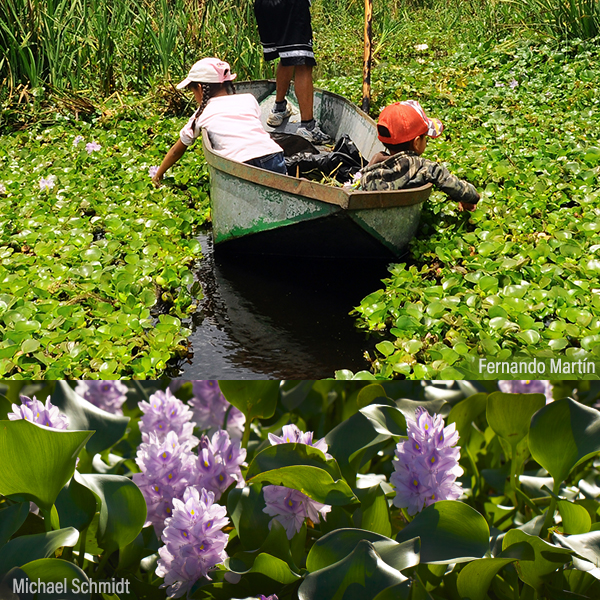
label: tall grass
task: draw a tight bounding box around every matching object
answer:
[515,0,600,38]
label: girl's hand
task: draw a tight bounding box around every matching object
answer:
[458,201,477,212]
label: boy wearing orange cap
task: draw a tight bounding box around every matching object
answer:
[361,101,479,211]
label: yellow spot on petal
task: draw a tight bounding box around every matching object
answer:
[166,507,171,513]
[168,473,173,479]
[204,461,209,467]
[200,544,204,550]
[191,509,195,515]
[219,474,224,481]
[431,494,436,500]
[159,424,163,429]
[288,500,293,507]
[525,380,530,384]
[424,424,429,430]
[155,486,159,492]
[413,479,418,486]
[431,456,436,463]
[162,452,167,458]
[183,532,188,537]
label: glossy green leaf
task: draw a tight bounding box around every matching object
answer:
[51,381,130,455]
[456,542,535,600]
[307,528,420,573]
[0,419,92,512]
[0,502,29,549]
[20,558,90,599]
[552,530,600,568]
[0,396,11,420]
[299,540,407,600]
[247,465,358,506]
[228,551,300,584]
[227,484,272,550]
[353,485,392,537]
[558,500,592,534]
[502,529,572,591]
[357,384,388,409]
[487,392,546,453]
[396,501,489,564]
[218,381,280,421]
[0,527,79,577]
[76,473,146,553]
[447,393,487,444]
[55,475,98,532]
[371,581,411,600]
[529,398,600,486]
[359,404,407,437]
[280,381,314,411]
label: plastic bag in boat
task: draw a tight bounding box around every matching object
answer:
[283,134,367,183]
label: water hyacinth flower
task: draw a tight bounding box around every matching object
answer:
[39,175,57,191]
[195,430,246,500]
[390,407,463,516]
[133,431,197,535]
[509,79,519,89]
[73,135,84,146]
[139,388,198,447]
[263,424,332,538]
[498,380,553,403]
[148,165,159,178]
[189,380,245,439]
[85,141,101,154]
[74,380,128,414]
[156,487,229,598]
[8,395,69,430]
[414,43,428,51]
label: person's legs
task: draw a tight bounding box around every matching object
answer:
[294,64,314,123]
[275,63,295,103]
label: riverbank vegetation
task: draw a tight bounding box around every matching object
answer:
[1,0,599,378]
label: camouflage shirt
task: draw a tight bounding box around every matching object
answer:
[360,151,479,203]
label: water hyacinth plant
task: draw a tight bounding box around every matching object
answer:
[190,380,246,439]
[74,380,129,413]
[1,379,600,600]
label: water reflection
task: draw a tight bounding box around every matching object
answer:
[179,233,392,379]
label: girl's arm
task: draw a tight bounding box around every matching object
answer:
[152,139,188,185]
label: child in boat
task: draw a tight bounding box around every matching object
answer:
[360,100,480,210]
[152,57,286,185]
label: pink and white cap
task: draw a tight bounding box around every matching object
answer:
[176,58,237,89]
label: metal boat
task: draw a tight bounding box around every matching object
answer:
[203,80,432,258]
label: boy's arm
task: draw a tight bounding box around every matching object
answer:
[425,159,480,206]
[152,139,188,186]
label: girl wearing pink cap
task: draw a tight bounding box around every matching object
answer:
[152,58,286,185]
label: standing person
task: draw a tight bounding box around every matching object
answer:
[152,57,287,186]
[254,0,331,144]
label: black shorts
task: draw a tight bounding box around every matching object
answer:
[254,0,317,66]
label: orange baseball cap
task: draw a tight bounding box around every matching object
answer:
[377,100,444,145]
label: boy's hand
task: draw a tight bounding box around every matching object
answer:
[152,173,163,187]
[458,201,477,212]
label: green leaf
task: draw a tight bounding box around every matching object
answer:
[0,527,80,577]
[20,558,90,599]
[0,395,11,420]
[487,392,546,453]
[359,404,407,437]
[456,542,535,600]
[299,540,407,600]
[552,530,600,568]
[55,475,98,532]
[357,384,388,409]
[245,442,341,481]
[218,381,279,421]
[447,393,487,444]
[307,528,420,573]
[76,473,146,553]
[396,501,489,564]
[558,500,592,534]
[371,581,411,600]
[353,485,392,537]
[247,466,357,506]
[529,398,600,486]
[51,381,129,455]
[227,552,300,584]
[0,420,92,512]
[227,484,272,550]
[0,502,29,549]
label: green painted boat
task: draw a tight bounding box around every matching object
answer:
[203,80,432,258]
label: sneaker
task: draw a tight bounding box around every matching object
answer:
[266,103,293,127]
[296,123,331,144]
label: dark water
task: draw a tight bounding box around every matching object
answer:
[178,233,393,379]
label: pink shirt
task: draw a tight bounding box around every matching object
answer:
[179,94,283,163]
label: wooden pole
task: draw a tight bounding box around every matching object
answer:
[361,0,373,114]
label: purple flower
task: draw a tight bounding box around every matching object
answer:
[8,395,69,430]
[509,79,519,89]
[85,141,101,154]
[73,135,84,146]
[195,430,246,500]
[259,596,279,600]
[0,183,6,194]
[156,487,229,598]
[263,424,332,539]
[39,175,57,191]
[74,380,128,414]
[498,380,553,403]
[189,381,245,439]
[149,166,159,178]
[390,407,463,516]
[133,431,197,535]
[138,389,198,447]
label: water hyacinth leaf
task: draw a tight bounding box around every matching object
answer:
[218,381,280,421]
[76,473,146,553]
[307,528,420,573]
[353,484,392,537]
[357,384,388,409]
[0,502,29,550]
[447,393,488,444]
[529,399,600,487]
[0,419,91,512]
[371,581,412,600]
[0,527,79,577]
[0,395,11,420]
[245,442,341,481]
[227,552,301,584]
[280,381,314,411]
[487,392,546,453]
[456,542,535,600]
[299,540,407,600]
[55,476,98,532]
[558,500,592,534]
[19,558,90,599]
[51,381,129,455]
[396,500,489,564]
[395,397,450,422]
[227,484,273,550]
[502,529,572,591]
[247,465,357,506]
[360,404,407,437]
[552,530,600,568]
